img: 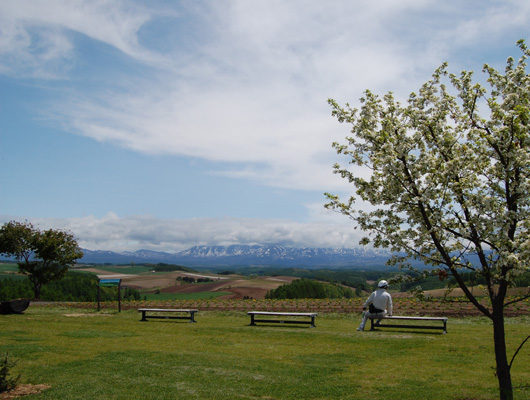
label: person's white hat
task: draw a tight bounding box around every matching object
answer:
[378,280,389,288]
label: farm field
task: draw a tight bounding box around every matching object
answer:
[1,305,529,399]
[50,295,530,318]
[70,265,530,317]
[2,262,527,317]
[76,265,530,305]
[77,265,300,300]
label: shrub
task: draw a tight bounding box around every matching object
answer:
[265,278,354,299]
[0,353,21,393]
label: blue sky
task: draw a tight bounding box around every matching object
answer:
[1,0,529,252]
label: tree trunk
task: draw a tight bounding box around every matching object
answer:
[492,302,513,400]
[30,278,42,300]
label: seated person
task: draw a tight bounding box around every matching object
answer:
[357,280,392,331]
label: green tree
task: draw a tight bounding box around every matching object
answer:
[0,221,83,299]
[326,40,530,400]
[265,278,353,299]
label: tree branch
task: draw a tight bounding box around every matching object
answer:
[509,334,530,370]
[398,155,492,318]
[504,290,530,307]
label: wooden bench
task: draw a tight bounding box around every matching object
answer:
[248,311,317,328]
[138,308,198,323]
[369,315,448,333]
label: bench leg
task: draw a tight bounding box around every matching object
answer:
[249,314,256,326]
[189,312,197,323]
[310,316,316,328]
[140,311,148,322]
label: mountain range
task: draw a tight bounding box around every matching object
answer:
[80,245,393,268]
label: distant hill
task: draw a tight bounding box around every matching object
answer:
[80,245,393,268]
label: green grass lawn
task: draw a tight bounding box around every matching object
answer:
[0,263,25,281]
[75,265,153,275]
[1,306,529,399]
[0,273,27,281]
[0,263,18,272]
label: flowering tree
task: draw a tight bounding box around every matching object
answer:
[0,221,83,299]
[326,40,530,400]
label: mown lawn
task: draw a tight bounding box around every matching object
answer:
[75,265,153,275]
[1,306,529,399]
[0,263,18,272]
[0,263,20,280]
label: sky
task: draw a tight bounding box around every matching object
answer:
[1,0,529,253]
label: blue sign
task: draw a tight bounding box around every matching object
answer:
[99,279,121,287]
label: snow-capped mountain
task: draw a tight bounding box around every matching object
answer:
[80,245,391,268]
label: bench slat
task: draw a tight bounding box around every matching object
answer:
[138,308,198,312]
[369,315,447,333]
[138,308,198,323]
[248,311,317,317]
[380,316,447,321]
[376,323,445,330]
[248,311,317,328]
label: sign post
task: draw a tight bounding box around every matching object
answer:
[98,278,122,312]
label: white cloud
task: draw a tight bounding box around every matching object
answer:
[43,1,438,193]
[2,0,530,246]
[0,213,365,253]
[0,0,159,77]
[8,0,522,193]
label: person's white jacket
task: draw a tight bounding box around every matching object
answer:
[363,288,393,315]
[358,288,393,331]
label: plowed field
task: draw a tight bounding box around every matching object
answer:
[74,267,530,316]
[79,267,297,299]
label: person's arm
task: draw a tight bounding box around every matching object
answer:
[387,294,393,316]
[363,292,375,310]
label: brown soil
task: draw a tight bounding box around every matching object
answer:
[137,275,298,299]
[72,267,530,316]
[77,268,231,291]
[76,267,299,299]
[217,287,269,299]
[158,280,231,294]
[0,384,50,399]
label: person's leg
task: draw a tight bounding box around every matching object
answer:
[375,311,387,325]
[357,311,371,331]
